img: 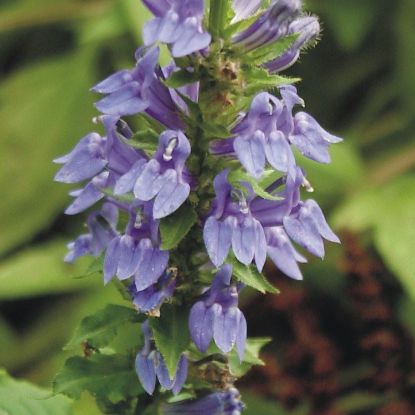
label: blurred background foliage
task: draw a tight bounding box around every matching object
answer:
[0,0,414,414]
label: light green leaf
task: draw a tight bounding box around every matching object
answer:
[65,304,143,350]
[0,240,99,300]
[0,50,96,255]
[231,259,278,294]
[333,175,415,300]
[127,129,159,154]
[149,304,190,378]
[229,170,283,201]
[228,337,271,377]
[53,354,142,402]
[0,369,72,415]
[160,204,198,250]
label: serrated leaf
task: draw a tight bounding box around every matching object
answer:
[65,304,143,350]
[243,66,300,94]
[149,304,190,378]
[229,170,283,201]
[247,34,299,65]
[0,369,72,415]
[231,259,278,294]
[54,354,142,402]
[164,70,200,88]
[159,203,197,250]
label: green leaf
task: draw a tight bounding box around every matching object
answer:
[65,304,143,350]
[333,175,415,300]
[0,369,72,415]
[209,0,231,38]
[0,240,99,300]
[228,170,283,201]
[164,70,201,88]
[231,259,278,294]
[149,304,190,378]
[127,129,159,154]
[228,337,271,377]
[54,354,142,402]
[160,204,198,250]
[246,34,299,65]
[242,66,300,95]
[0,49,96,255]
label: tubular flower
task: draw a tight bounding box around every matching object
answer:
[161,387,245,415]
[189,265,247,359]
[135,321,188,395]
[142,0,211,57]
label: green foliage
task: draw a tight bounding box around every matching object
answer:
[228,337,271,377]
[333,175,415,300]
[164,70,201,88]
[0,240,99,300]
[0,49,96,255]
[149,304,190,378]
[228,170,283,201]
[0,369,72,415]
[54,354,142,402]
[65,304,143,351]
[231,258,278,294]
[128,129,160,154]
[160,204,198,250]
[245,34,299,65]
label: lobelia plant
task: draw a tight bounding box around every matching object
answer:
[53,0,342,413]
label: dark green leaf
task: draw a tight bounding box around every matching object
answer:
[231,259,278,294]
[65,304,143,350]
[160,204,197,250]
[0,369,72,415]
[54,354,142,402]
[164,70,201,88]
[149,304,190,378]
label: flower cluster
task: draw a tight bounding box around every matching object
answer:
[56,0,341,411]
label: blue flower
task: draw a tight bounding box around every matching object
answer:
[161,387,245,414]
[136,321,188,395]
[142,0,211,57]
[115,129,192,219]
[189,265,247,359]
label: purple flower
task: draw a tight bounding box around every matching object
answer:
[203,170,268,270]
[265,15,320,72]
[135,321,188,395]
[130,270,176,315]
[283,199,340,258]
[103,202,169,291]
[92,47,183,129]
[211,86,341,177]
[142,0,211,57]
[115,130,192,219]
[232,90,298,178]
[291,111,343,163]
[231,0,262,23]
[232,0,302,51]
[161,387,245,414]
[64,203,119,262]
[189,265,247,359]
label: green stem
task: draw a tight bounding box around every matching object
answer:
[209,0,230,40]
